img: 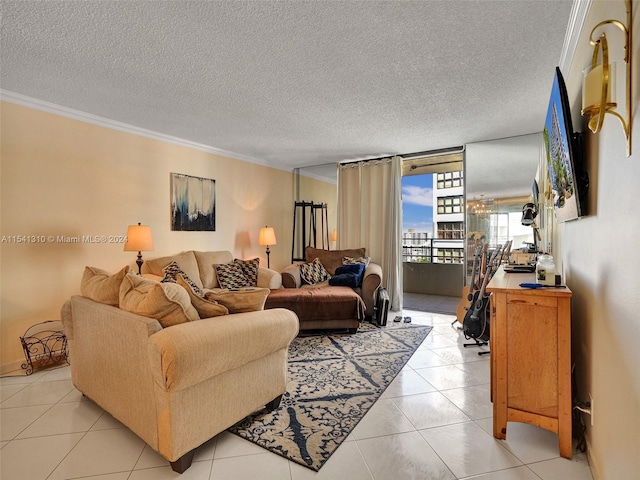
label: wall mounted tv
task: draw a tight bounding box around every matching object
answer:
[543,67,588,222]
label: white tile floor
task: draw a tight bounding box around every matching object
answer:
[0,307,594,480]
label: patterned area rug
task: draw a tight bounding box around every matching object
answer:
[228,323,432,471]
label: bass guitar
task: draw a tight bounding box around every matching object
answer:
[463,245,502,343]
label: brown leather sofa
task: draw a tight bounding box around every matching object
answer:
[280,247,382,318]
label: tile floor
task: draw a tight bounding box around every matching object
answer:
[402,293,460,315]
[0,305,594,480]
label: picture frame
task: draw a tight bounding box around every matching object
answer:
[170,173,216,231]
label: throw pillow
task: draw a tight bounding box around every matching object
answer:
[343,256,371,267]
[119,273,199,328]
[81,265,132,306]
[234,258,260,286]
[205,287,270,313]
[215,262,251,289]
[193,251,234,288]
[161,261,205,297]
[176,274,228,318]
[299,257,331,285]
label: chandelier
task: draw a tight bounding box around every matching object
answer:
[468,196,495,217]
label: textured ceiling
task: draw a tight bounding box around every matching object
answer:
[1,0,573,173]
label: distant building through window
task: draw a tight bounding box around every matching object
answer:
[403,167,465,264]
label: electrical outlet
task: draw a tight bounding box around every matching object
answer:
[589,393,594,426]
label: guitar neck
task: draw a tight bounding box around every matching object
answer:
[468,245,483,295]
[477,246,503,299]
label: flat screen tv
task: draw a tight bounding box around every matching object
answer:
[543,67,588,222]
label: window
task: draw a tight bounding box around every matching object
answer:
[438,222,464,239]
[436,248,465,264]
[437,195,464,214]
[436,171,464,189]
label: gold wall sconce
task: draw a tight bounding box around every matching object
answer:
[581,0,632,156]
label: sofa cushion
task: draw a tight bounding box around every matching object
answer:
[119,273,199,328]
[161,261,205,297]
[176,274,229,318]
[305,247,366,276]
[215,262,252,289]
[234,258,260,286]
[81,265,131,306]
[193,250,234,289]
[300,258,331,285]
[145,251,203,290]
[205,288,270,313]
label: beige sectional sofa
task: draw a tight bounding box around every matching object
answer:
[61,250,298,473]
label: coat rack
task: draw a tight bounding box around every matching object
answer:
[291,201,329,262]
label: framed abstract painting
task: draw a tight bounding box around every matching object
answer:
[170,173,216,231]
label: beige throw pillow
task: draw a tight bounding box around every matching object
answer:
[176,274,229,318]
[205,287,270,313]
[81,265,132,306]
[119,273,199,328]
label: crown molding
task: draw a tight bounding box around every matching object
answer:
[559,0,593,74]
[0,89,292,173]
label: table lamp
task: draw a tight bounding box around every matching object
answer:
[124,222,154,275]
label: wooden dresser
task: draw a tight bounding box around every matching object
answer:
[486,266,573,459]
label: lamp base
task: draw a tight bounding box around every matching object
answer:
[136,252,144,276]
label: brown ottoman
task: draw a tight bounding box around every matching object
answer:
[265,286,365,333]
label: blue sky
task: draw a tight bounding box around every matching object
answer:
[402,174,433,233]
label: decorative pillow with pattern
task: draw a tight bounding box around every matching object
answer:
[299,257,331,285]
[234,258,259,286]
[343,255,370,267]
[161,261,205,297]
[215,262,251,289]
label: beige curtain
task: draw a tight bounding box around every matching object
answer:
[337,157,403,310]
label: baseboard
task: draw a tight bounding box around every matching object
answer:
[1,359,25,376]
[586,436,601,480]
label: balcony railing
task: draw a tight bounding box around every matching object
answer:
[402,233,464,264]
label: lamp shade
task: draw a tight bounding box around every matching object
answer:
[124,223,154,252]
[331,229,338,242]
[258,226,277,246]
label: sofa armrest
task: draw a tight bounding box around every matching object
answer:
[281,263,302,288]
[147,308,299,392]
[257,267,282,289]
[361,262,383,315]
[65,296,165,449]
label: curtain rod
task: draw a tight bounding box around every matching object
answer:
[339,145,465,166]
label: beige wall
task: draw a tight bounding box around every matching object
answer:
[559,1,640,478]
[0,102,335,371]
